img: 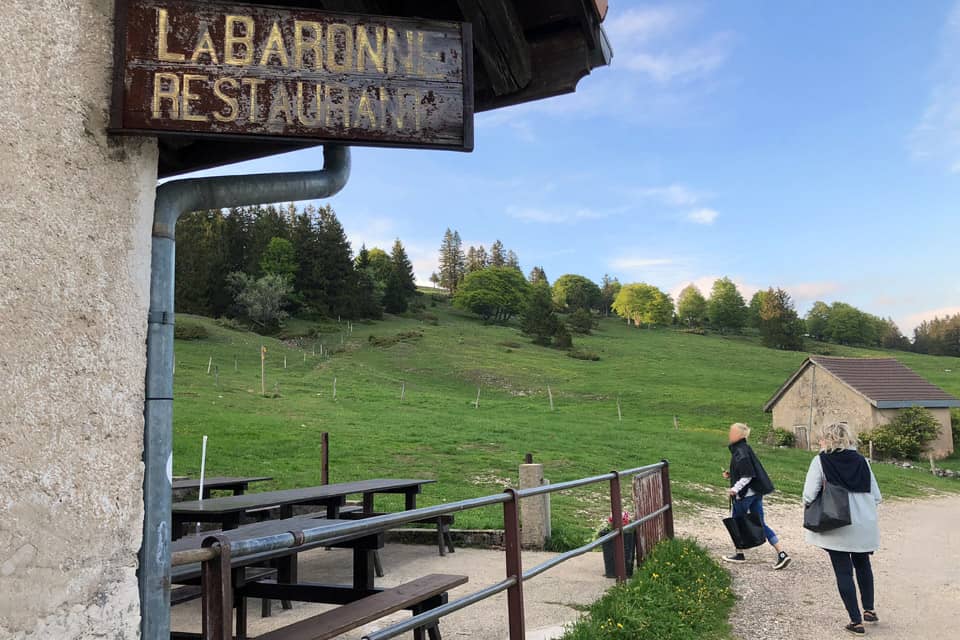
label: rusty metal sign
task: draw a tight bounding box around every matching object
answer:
[111,0,474,151]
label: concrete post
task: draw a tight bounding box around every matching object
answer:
[519,463,551,549]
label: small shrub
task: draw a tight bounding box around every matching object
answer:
[567,349,600,361]
[771,428,795,447]
[568,308,596,335]
[859,406,942,459]
[418,311,439,326]
[497,340,523,349]
[174,322,208,340]
[678,327,706,336]
[807,343,834,356]
[560,538,734,640]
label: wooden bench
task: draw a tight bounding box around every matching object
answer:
[254,573,467,640]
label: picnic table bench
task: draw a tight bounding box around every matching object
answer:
[171,515,466,640]
[171,479,435,540]
[172,476,272,498]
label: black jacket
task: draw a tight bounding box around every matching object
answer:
[728,439,775,498]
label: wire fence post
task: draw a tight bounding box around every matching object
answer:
[502,488,525,640]
[201,536,232,640]
[321,431,329,485]
[660,460,674,539]
[609,471,627,583]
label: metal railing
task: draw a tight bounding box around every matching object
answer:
[177,460,674,640]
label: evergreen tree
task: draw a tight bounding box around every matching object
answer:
[506,249,521,271]
[490,240,506,267]
[391,239,417,296]
[466,245,488,272]
[529,266,548,285]
[355,244,371,270]
[315,205,357,318]
[757,288,805,350]
[522,281,561,345]
[438,228,464,293]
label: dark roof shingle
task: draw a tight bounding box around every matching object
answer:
[765,356,960,411]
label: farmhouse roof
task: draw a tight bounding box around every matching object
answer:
[763,356,960,412]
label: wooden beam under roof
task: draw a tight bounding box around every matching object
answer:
[456,0,532,96]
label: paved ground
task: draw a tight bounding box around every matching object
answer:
[678,495,960,640]
[171,495,960,639]
[170,543,612,639]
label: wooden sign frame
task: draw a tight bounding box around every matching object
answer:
[111,0,474,151]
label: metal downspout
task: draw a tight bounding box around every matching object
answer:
[140,145,350,639]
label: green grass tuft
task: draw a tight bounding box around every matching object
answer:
[559,538,734,640]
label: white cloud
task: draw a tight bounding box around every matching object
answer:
[632,184,701,206]
[910,2,960,170]
[606,7,733,83]
[785,281,842,301]
[506,205,613,224]
[471,4,733,131]
[686,207,718,224]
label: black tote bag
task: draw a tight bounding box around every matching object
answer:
[722,506,767,549]
[803,480,851,533]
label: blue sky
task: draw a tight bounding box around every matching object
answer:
[190,1,960,334]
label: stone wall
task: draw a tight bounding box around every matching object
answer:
[770,364,875,446]
[0,1,157,637]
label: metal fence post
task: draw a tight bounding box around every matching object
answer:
[502,489,526,639]
[609,471,627,583]
[201,535,233,640]
[660,460,674,539]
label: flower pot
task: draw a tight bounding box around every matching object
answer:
[601,531,636,578]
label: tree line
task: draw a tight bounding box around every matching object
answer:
[175,203,417,328]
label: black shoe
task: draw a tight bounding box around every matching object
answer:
[773,551,791,570]
[723,553,746,563]
[863,611,878,623]
[844,623,865,635]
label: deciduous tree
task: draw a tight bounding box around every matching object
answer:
[676,284,708,327]
[708,277,747,333]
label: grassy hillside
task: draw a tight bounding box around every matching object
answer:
[172,296,960,544]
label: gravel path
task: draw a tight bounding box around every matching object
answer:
[678,495,960,639]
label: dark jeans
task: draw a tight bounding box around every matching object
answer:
[827,550,875,624]
[731,494,779,546]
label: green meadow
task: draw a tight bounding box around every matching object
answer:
[172,295,960,544]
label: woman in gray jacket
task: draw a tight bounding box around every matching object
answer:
[803,422,882,636]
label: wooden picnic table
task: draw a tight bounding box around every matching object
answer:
[171,478,435,539]
[170,515,385,639]
[171,476,271,498]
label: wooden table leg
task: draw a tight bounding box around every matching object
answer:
[277,555,297,610]
[405,491,417,511]
[362,492,375,513]
[353,548,375,590]
[233,568,247,640]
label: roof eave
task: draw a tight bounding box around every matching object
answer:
[763,357,813,412]
[873,400,960,409]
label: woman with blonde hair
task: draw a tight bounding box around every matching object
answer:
[803,422,882,636]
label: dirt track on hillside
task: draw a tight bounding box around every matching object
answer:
[678,495,960,639]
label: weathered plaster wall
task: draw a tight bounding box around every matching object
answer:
[771,364,875,447]
[876,408,955,459]
[0,1,157,637]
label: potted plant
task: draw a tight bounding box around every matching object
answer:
[598,511,635,577]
